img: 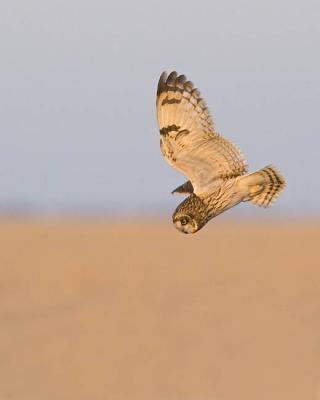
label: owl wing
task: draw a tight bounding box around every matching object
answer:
[156,71,247,195]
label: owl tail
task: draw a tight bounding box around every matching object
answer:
[240,165,286,207]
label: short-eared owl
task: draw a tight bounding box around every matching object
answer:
[156,71,286,234]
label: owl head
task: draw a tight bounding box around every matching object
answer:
[172,194,208,234]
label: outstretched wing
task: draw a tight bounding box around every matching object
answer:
[156,71,247,195]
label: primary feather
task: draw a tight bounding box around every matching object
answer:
[156,71,247,195]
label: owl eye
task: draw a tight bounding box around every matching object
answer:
[180,218,188,226]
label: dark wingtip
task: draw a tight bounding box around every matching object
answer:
[157,71,168,96]
[167,71,178,86]
[171,180,194,195]
[176,74,187,88]
[158,71,186,95]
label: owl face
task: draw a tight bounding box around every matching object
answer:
[172,194,209,234]
[173,214,198,234]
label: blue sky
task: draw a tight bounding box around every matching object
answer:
[1,0,319,215]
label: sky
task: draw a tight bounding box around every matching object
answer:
[0,0,319,215]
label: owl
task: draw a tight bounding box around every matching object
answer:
[156,71,286,234]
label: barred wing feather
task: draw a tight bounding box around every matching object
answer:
[156,71,247,195]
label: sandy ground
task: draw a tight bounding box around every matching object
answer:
[1,218,320,400]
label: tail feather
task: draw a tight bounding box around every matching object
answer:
[241,165,286,207]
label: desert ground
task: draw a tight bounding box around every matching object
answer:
[1,218,320,400]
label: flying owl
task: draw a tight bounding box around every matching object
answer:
[156,71,286,234]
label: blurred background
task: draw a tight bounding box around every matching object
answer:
[1,0,319,217]
[1,1,320,400]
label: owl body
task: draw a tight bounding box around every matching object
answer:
[156,71,286,234]
[173,178,243,234]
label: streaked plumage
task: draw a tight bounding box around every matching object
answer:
[156,71,286,234]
